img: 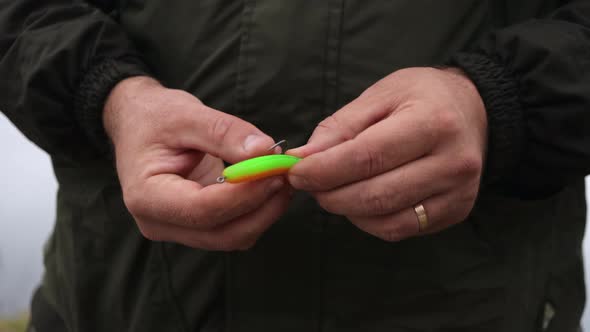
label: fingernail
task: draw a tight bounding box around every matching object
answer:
[268,178,284,193]
[288,174,309,189]
[285,147,303,158]
[243,135,267,153]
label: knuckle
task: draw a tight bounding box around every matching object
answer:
[122,186,147,219]
[431,109,461,139]
[364,76,393,96]
[452,153,483,178]
[317,116,338,131]
[318,115,355,141]
[208,115,234,145]
[368,79,387,93]
[354,145,384,178]
[359,187,390,216]
[361,84,381,99]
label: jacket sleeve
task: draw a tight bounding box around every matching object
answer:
[451,1,590,198]
[0,0,151,161]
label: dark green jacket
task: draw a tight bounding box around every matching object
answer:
[1,1,590,331]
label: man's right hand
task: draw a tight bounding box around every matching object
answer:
[103,76,291,251]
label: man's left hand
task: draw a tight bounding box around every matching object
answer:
[287,67,487,242]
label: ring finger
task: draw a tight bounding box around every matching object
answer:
[313,155,454,217]
[348,190,471,243]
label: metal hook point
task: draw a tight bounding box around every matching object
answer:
[267,139,287,152]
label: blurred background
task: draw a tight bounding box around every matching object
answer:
[1,114,589,329]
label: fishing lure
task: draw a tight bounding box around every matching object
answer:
[217,140,301,183]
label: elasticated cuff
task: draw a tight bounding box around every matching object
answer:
[75,56,151,155]
[450,53,525,186]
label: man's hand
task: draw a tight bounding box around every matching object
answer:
[104,77,291,251]
[287,68,487,242]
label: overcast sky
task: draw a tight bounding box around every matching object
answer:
[1,114,589,326]
[0,115,56,316]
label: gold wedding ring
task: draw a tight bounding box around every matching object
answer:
[414,204,429,232]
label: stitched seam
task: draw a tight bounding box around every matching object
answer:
[234,0,255,117]
[323,0,344,115]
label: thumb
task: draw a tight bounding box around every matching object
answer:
[287,92,390,158]
[183,105,275,163]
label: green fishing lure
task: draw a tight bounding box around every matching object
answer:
[217,154,301,183]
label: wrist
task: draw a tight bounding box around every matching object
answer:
[75,57,152,156]
[103,76,161,144]
[449,53,524,188]
[440,67,482,104]
[440,66,488,148]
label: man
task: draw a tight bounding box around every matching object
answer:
[1,1,589,331]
